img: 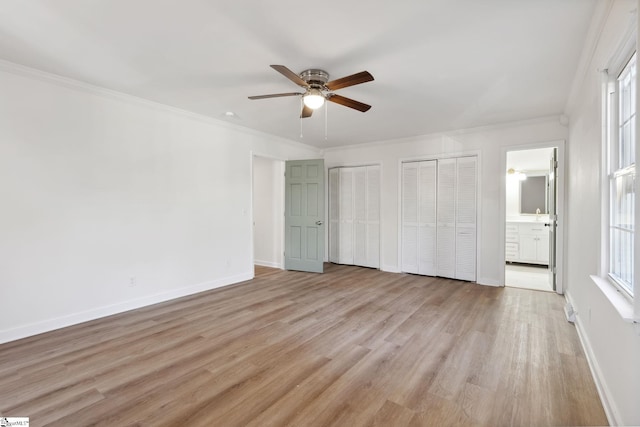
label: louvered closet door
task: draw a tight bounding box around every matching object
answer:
[455,157,477,281]
[328,168,340,263]
[365,166,380,268]
[353,167,368,267]
[329,166,380,269]
[418,161,437,275]
[338,168,354,264]
[401,162,419,274]
[437,158,456,279]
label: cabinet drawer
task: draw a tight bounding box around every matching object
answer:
[519,223,547,235]
[506,224,519,233]
[505,242,518,259]
[506,233,519,243]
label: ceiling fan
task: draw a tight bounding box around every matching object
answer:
[249,65,374,118]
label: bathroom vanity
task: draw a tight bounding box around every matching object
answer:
[506,220,549,265]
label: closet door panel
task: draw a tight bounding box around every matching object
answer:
[455,157,477,281]
[419,225,437,275]
[437,158,456,278]
[339,168,354,264]
[456,226,476,281]
[353,167,367,266]
[366,166,381,268]
[329,168,340,263]
[418,161,437,275]
[456,157,477,227]
[401,162,419,273]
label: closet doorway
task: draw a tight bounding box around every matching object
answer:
[252,155,285,269]
[504,146,562,292]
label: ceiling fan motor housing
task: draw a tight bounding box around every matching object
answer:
[300,69,329,88]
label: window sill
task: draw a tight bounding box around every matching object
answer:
[590,275,637,323]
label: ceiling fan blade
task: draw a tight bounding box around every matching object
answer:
[271,65,309,88]
[301,104,313,118]
[325,71,374,91]
[248,92,302,100]
[327,94,371,112]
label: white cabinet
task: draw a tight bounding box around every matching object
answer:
[402,156,477,281]
[505,224,519,262]
[329,165,380,269]
[506,222,549,265]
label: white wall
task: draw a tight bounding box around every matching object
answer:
[563,1,640,425]
[252,156,284,268]
[0,63,320,343]
[324,118,568,284]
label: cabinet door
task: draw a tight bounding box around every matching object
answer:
[519,234,538,262]
[437,158,456,278]
[537,233,549,264]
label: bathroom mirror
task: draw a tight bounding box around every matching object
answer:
[520,174,548,214]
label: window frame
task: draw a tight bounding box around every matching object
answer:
[606,52,636,300]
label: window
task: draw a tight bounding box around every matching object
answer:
[608,52,636,297]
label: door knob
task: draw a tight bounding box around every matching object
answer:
[316,220,324,226]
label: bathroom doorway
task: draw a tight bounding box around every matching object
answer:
[504,146,559,292]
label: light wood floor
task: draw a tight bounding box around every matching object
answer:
[0,264,607,426]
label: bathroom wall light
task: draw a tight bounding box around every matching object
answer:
[507,168,527,180]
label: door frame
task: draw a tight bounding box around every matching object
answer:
[500,140,566,294]
[250,152,286,271]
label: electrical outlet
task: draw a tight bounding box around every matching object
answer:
[129,276,137,287]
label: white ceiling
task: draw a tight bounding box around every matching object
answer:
[0,0,598,148]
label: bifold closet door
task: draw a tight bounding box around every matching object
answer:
[402,157,477,281]
[401,161,436,275]
[401,162,419,274]
[437,158,456,279]
[455,157,477,281]
[328,168,340,263]
[329,166,380,269]
[338,168,354,265]
[364,166,380,268]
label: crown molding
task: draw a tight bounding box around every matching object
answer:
[0,59,319,154]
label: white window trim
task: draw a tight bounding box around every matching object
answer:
[594,35,640,323]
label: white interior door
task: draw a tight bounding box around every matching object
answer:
[547,148,558,290]
[284,159,325,273]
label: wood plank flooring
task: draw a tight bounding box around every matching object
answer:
[0,264,607,426]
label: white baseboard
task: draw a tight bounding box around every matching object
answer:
[477,277,501,287]
[565,292,619,426]
[381,264,401,273]
[0,271,253,345]
[254,260,283,269]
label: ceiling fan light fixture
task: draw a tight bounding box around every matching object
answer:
[303,89,325,109]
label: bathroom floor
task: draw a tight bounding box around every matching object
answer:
[505,263,553,292]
